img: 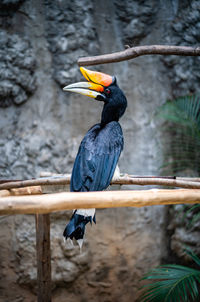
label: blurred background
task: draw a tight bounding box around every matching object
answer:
[0,0,199,301]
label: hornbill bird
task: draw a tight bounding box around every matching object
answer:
[63,67,127,247]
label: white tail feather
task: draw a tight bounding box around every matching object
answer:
[76,208,95,218]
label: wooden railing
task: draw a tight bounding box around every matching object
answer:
[1,174,200,302]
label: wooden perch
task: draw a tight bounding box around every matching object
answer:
[77,45,200,66]
[112,176,200,189]
[0,176,71,190]
[1,175,200,191]
[0,186,42,197]
[0,189,200,215]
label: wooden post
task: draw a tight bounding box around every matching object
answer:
[35,214,51,302]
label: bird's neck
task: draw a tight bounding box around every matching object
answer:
[100,104,119,127]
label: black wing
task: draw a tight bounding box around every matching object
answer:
[70,121,124,192]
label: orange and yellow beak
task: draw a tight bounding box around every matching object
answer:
[63,67,113,100]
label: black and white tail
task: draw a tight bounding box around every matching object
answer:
[63,209,96,248]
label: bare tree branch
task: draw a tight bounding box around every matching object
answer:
[78,45,200,66]
[1,174,200,190]
[0,176,71,190]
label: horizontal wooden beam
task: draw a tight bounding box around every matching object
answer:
[0,189,200,215]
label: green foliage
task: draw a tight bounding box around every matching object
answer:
[140,252,200,302]
[140,96,200,302]
[157,94,200,175]
[158,95,200,135]
[178,204,200,229]
[157,94,200,228]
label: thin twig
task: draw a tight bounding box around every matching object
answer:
[77,45,200,66]
[0,174,200,190]
[0,176,71,190]
[112,176,200,189]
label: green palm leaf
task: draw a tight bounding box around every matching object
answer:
[157,95,200,137]
[185,249,200,267]
[140,263,200,302]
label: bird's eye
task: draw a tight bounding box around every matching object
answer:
[104,88,111,96]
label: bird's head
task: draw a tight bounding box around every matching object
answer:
[63,67,127,125]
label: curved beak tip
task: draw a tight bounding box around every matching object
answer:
[63,86,70,91]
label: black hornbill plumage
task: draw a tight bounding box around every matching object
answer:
[63,67,127,247]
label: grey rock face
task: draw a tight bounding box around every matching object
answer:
[168,204,200,260]
[0,31,36,107]
[0,132,80,178]
[115,0,158,45]
[13,215,91,287]
[162,0,200,97]
[0,0,24,8]
[44,0,99,86]
[0,0,25,18]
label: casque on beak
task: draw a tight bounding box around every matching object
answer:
[63,67,114,101]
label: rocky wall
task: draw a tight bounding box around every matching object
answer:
[160,0,200,262]
[0,0,199,301]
